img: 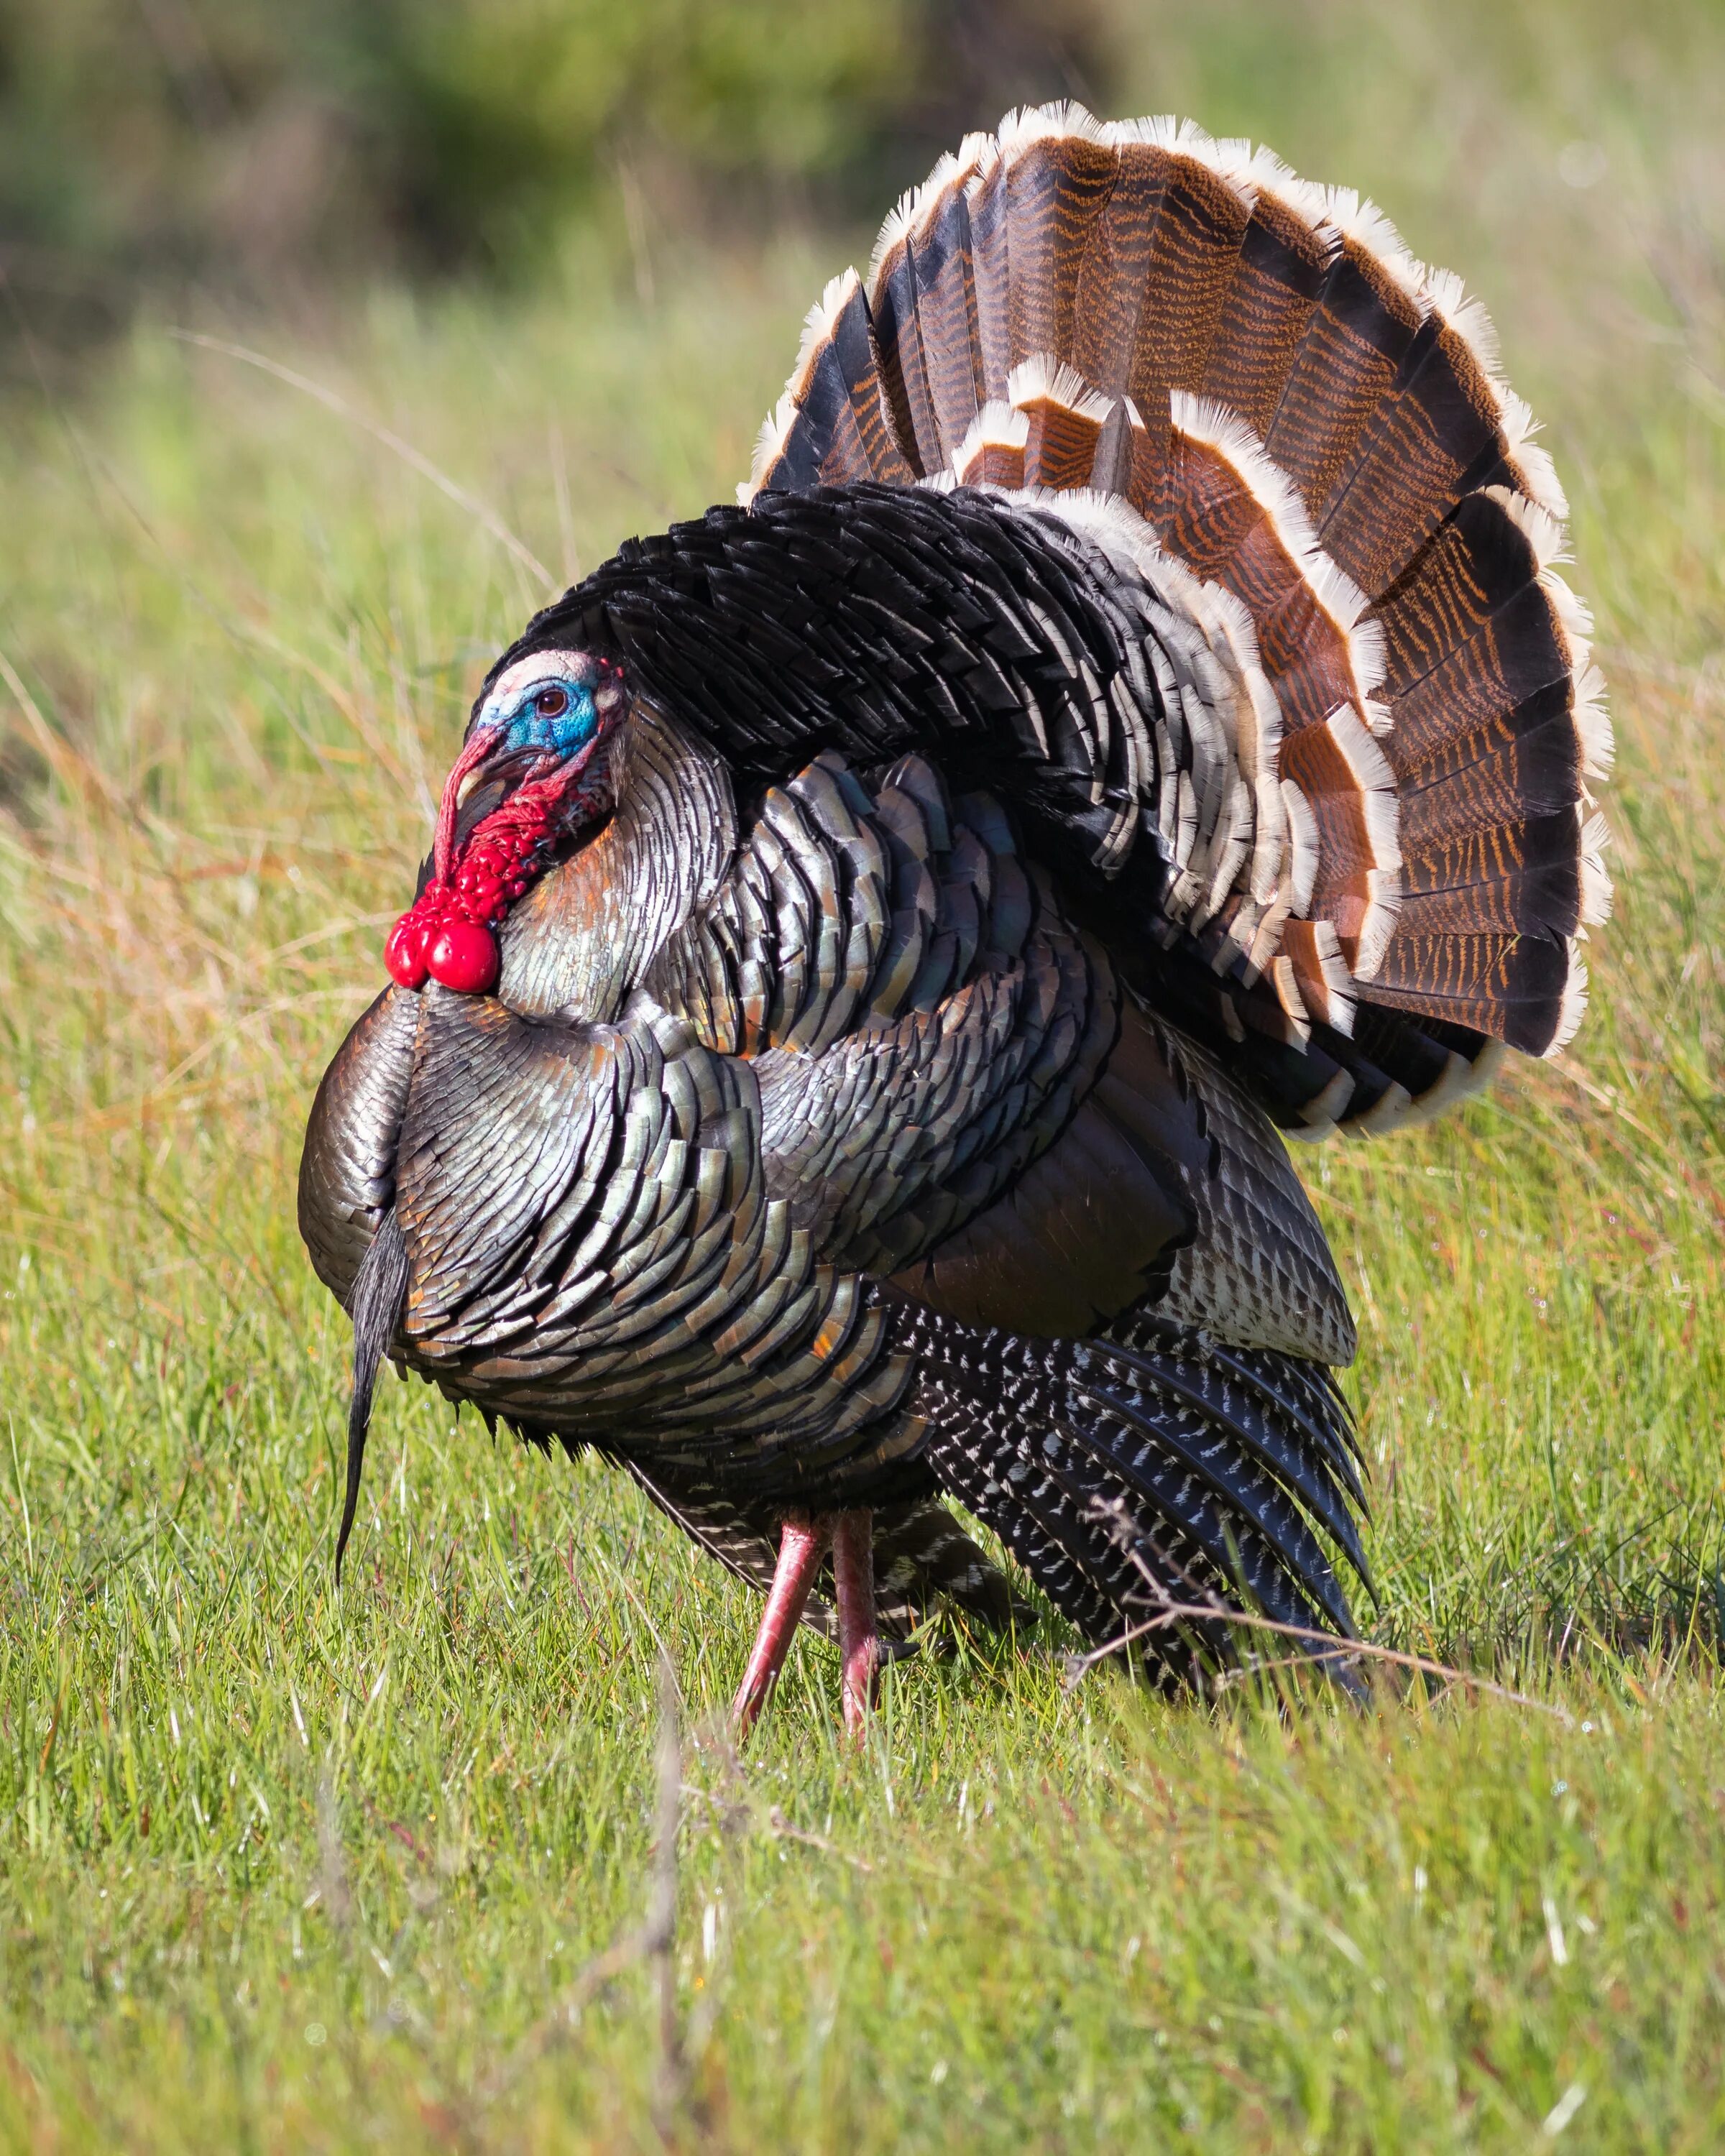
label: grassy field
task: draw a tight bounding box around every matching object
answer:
[3,3,1725,2148]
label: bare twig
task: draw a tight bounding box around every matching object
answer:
[1062,1593,1574,1724]
[1062,1494,1576,1725]
[765,1805,877,1874]
[479,1658,689,2127]
[646,1655,685,2144]
[678,1771,878,1876]
[316,1771,354,1935]
[487,1928,651,2099]
[167,331,557,595]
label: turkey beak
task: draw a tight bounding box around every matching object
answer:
[433,728,502,883]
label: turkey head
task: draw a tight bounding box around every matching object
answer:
[386,645,737,1026]
[384,648,626,997]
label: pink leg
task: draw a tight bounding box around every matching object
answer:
[832,1508,880,1737]
[730,1515,829,1738]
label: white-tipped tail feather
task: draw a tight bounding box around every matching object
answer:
[1548,945,1590,1056]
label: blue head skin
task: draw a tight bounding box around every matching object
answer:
[494,672,599,760]
[433,648,626,880]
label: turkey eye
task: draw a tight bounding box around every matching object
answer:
[533,686,570,720]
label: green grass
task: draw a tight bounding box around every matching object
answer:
[4,2,1725,2147]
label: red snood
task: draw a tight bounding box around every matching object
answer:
[385,775,571,995]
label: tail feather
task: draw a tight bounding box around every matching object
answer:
[1156,395,1377,741]
[908,157,988,455]
[868,206,945,474]
[1199,170,1335,435]
[1319,306,1506,591]
[1011,356,1114,490]
[998,106,1118,383]
[742,102,1609,1097]
[752,272,915,497]
[1248,1004,1504,1140]
[1068,138,1162,409]
[963,137,1016,402]
[1339,1008,1506,1135]
[1263,224,1425,527]
[1375,494,1576,719]
[1361,923,1583,1055]
[1114,121,1254,425]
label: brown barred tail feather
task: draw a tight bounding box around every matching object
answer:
[741,104,1609,1110]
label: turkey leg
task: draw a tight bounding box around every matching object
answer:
[832,1507,880,1736]
[730,1515,828,1736]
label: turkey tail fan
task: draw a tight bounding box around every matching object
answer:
[741,105,1610,1126]
[748,270,918,496]
[894,1300,1370,1685]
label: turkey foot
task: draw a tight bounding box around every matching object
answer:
[730,1515,828,1736]
[832,1508,880,1737]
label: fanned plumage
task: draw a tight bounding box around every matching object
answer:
[299,106,1609,1701]
[742,102,1609,1083]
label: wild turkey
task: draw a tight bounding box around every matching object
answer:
[299,106,1610,1728]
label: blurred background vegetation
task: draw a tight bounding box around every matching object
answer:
[1,0,1718,387]
[0,0,1108,336]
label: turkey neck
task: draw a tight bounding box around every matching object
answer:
[300,706,735,1313]
[496,703,736,1024]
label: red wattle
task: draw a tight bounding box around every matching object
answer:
[426,917,500,994]
[385,913,430,988]
[389,756,581,992]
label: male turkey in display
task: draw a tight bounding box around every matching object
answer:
[299,106,1610,1731]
